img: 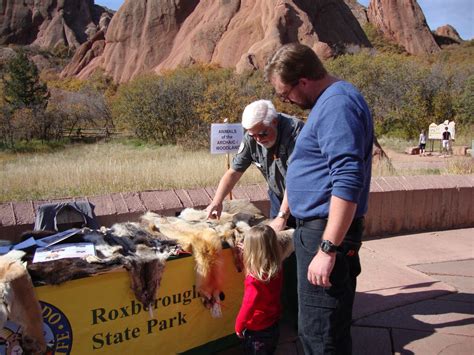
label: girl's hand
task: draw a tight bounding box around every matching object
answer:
[236,332,244,339]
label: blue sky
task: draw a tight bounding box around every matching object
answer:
[96,0,473,40]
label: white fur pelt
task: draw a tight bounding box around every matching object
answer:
[141,199,295,315]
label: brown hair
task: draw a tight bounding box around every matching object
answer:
[265,42,327,85]
[243,225,281,282]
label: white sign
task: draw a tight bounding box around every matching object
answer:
[33,243,96,263]
[428,121,455,140]
[210,123,243,154]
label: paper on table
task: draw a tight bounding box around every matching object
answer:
[33,242,96,263]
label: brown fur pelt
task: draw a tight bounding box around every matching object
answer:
[27,257,123,285]
[123,244,170,309]
[0,251,46,354]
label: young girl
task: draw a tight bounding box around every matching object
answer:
[235,225,283,354]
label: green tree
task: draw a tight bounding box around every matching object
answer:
[3,50,49,110]
[454,74,474,133]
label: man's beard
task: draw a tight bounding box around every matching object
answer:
[257,139,276,149]
[295,96,315,110]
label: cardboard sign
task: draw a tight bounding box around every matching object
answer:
[0,249,244,354]
[428,121,455,140]
[210,124,243,154]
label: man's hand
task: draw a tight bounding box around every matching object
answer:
[206,202,223,219]
[307,251,336,288]
[268,216,286,232]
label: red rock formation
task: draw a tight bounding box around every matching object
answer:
[71,0,371,82]
[0,0,112,49]
[344,0,369,26]
[367,0,440,55]
[434,24,463,45]
[60,30,106,77]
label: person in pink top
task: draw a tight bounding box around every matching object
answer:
[235,224,283,354]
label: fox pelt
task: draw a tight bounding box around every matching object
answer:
[141,199,295,314]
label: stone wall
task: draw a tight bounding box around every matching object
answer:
[1,175,472,242]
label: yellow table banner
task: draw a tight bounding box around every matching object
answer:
[1,249,244,354]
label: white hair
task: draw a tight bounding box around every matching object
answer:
[241,100,277,129]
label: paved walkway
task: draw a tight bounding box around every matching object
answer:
[220,228,474,354]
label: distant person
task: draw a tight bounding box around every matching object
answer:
[235,225,283,355]
[442,127,451,156]
[419,130,426,156]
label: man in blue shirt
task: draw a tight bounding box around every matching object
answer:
[265,43,373,354]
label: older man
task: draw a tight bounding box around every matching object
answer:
[206,99,303,231]
[207,99,303,329]
[266,43,373,354]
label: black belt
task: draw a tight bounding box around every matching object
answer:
[295,217,365,236]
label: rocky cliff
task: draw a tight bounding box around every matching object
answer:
[434,24,464,46]
[367,0,440,55]
[0,0,112,49]
[62,0,464,82]
[344,0,369,26]
[69,0,372,82]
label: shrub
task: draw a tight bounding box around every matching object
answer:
[326,49,471,139]
[112,73,203,144]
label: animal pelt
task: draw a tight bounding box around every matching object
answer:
[83,225,177,310]
[142,211,225,307]
[123,245,170,309]
[27,257,123,285]
[141,200,295,314]
[0,252,46,354]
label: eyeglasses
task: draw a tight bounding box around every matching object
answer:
[248,129,269,139]
[275,81,298,103]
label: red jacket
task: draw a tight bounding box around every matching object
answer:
[235,271,283,333]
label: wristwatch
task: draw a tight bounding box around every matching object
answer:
[277,210,289,219]
[320,240,338,254]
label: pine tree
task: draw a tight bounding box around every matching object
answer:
[3,50,49,110]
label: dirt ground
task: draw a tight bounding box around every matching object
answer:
[382,147,473,174]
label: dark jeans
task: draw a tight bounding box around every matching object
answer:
[294,223,362,355]
[242,322,280,355]
[268,190,298,329]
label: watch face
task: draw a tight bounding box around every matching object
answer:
[321,242,330,253]
[321,240,336,253]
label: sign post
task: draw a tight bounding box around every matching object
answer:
[210,122,243,201]
[428,121,455,153]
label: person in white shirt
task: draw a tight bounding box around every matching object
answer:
[419,130,426,156]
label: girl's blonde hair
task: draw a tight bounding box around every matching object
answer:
[243,225,281,282]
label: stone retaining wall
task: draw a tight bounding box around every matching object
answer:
[1,175,473,242]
